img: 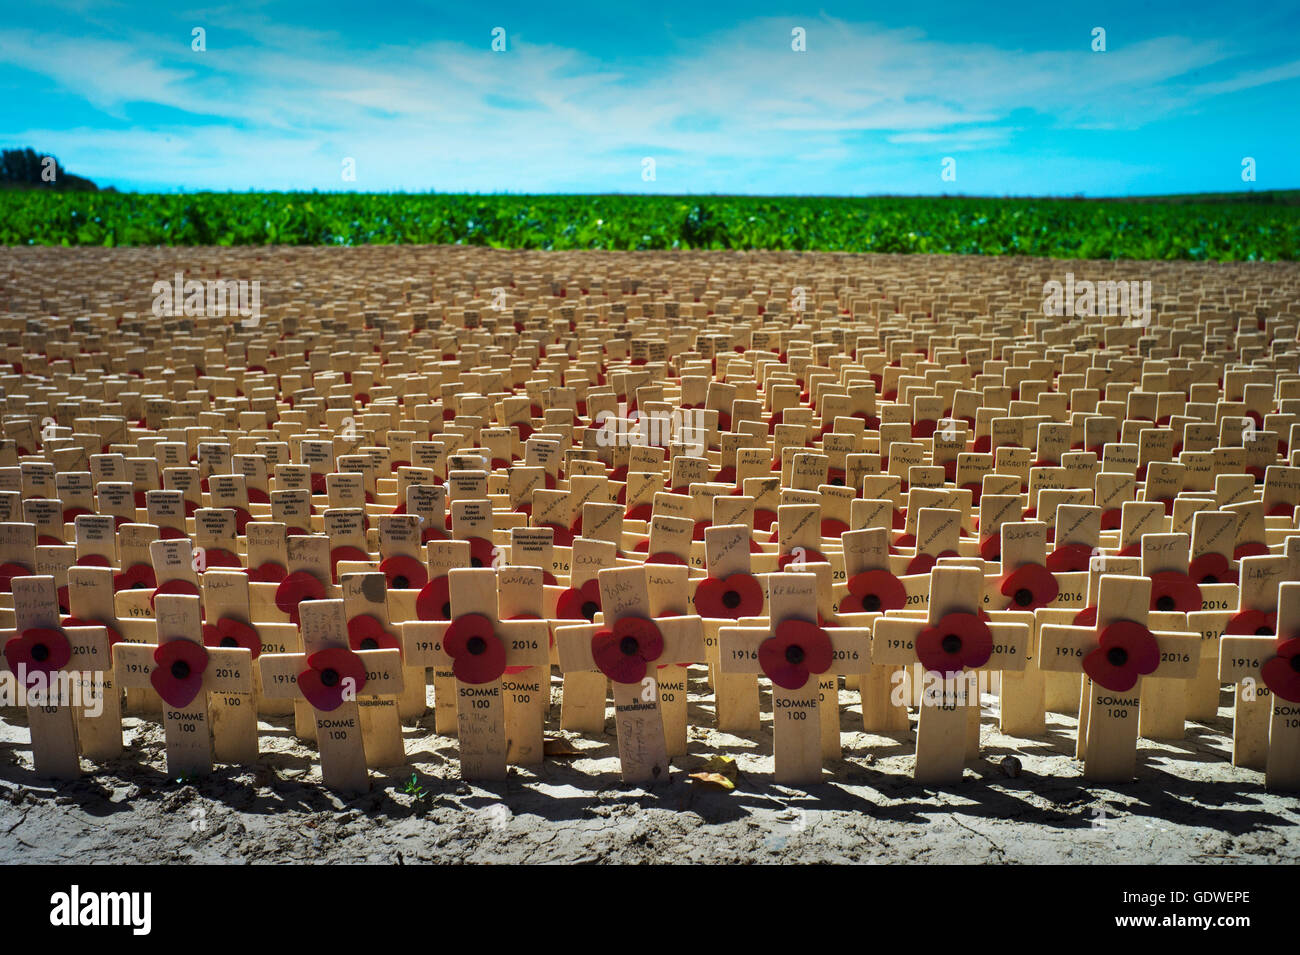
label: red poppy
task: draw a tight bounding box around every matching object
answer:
[247,487,271,505]
[444,612,507,684]
[758,618,833,690]
[204,548,242,569]
[347,614,400,652]
[778,548,826,570]
[202,617,262,658]
[310,472,328,495]
[591,616,664,684]
[915,612,993,677]
[1082,620,1159,692]
[911,419,937,439]
[1225,609,1276,636]
[3,627,71,687]
[467,537,496,568]
[248,561,288,583]
[754,509,778,533]
[1001,564,1059,611]
[1100,508,1123,530]
[380,554,427,591]
[1073,606,1098,627]
[150,578,201,611]
[841,569,906,614]
[962,481,982,505]
[1149,570,1202,613]
[1261,637,1300,704]
[978,536,1001,562]
[0,562,31,593]
[114,564,156,592]
[556,579,602,621]
[151,640,209,708]
[1188,553,1237,585]
[415,575,452,620]
[906,550,959,575]
[61,617,124,647]
[62,506,92,524]
[695,573,763,619]
[297,647,368,712]
[540,522,575,547]
[1234,541,1270,560]
[625,502,653,522]
[647,551,687,566]
[159,526,188,541]
[1045,543,1093,573]
[821,518,849,539]
[275,570,327,625]
[329,545,369,581]
[74,554,111,568]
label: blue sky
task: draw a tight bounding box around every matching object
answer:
[2,0,1298,195]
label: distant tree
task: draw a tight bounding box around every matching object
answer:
[0,148,99,190]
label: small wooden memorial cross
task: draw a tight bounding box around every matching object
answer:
[259,598,404,791]
[697,523,766,732]
[1,575,118,777]
[1039,575,1200,781]
[114,593,254,777]
[873,565,1031,783]
[555,565,705,783]
[400,568,549,780]
[1219,580,1300,790]
[718,572,872,785]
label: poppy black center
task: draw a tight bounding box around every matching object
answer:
[941,634,962,655]
[619,636,640,656]
[581,601,599,622]
[863,594,882,612]
[360,638,378,651]
[785,644,805,665]
[393,575,409,589]
[31,643,49,663]
[170,660,191,680]
[470,557,484,568]
[1156,595,1176,612]
[1107,647,1128,667]
[831,477,844,486]
[1291,655,1300,674]
[220,637,237,648]
[722,590,741,610]
[1201,574,1219,585]
[466,636,487,656]
[442,602,452,618]
[1257,626,1275,637]
[1014,588,1034,608]
[132,582,147,590]
[320,667,339,687]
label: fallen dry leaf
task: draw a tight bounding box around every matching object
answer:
[688,772,736,791]
[543,737,581,758]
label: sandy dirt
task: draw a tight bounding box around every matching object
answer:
[2,674,1295,864]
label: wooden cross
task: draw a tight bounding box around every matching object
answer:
[114,593,254,777]
[719,572,871,785]
[555,565,705,783]
[1,575,118,777]
[873,565,1032,783]
[1219,580,1300,790]
[697,523,765,732]
[259,598,404,791]
[1039,575,1200,781]
[837,526,910,733]
[400,568,549,779]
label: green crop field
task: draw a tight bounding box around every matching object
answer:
[2,190,1297,261]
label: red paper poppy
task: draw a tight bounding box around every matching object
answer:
[467,536,496,568]
[275,570,327,625]
[1073,606,1098,627]
[149,578,201,611]
[248,560,288,583]
[285,526,310,538]
[204,548,242,569]
[557,578,603,621]
[978,536,1001,562]
[1082,620,1159,693]
[821,518,849,539]
[591,616,664,684]
[778,548,826,570]
[754,508,778,533]
[1100,508,1123,531]
[310,472,328,495]
[1261,637,1300,704]
[202,617,262,658]
[151,640,209,708]
[415,575,453,620]
[1225,609,1276,636]
[62,506,92,524]
[444,612,507,684]
[540,522,575,547]
[1188,552,1236,585]
[647,551,687,566]
[298,647,368,712]
[961,481,982,505]
[758,618,833,690]
[1148,570,1202,614]
[906,550,959,576]
[3,627,71,687]
[113,563,156,592]
[247,487,271,505]
[1234,541,1270,560]
[0,562,31,593]
[74,554,111,568]
[911,419,937,439]
[329,545,369,581]
[625,502,653,522]
[159,526,188,541]
[841,569,906,614]
[61,616,123,647]
[347,613,400,652]
[380,554,427,590]
[1046,543,1094,573]
[695,573,763,619]
[915,612,993,677]
[1001,563,1059,611]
